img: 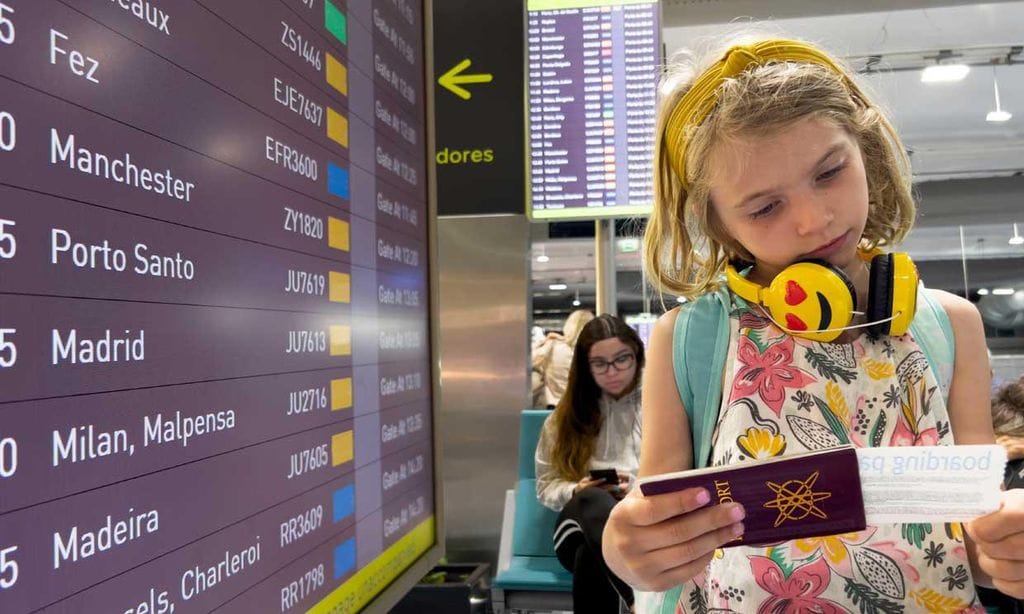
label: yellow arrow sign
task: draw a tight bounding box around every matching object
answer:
[438,59,493,100]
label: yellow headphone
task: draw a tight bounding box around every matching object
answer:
[725,252,918,342]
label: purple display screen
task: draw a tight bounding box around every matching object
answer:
[0,1,432,612]
[525,0,659,220]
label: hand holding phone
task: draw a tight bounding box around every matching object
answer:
[589,468,619,484]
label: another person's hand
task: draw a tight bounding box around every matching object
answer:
[574,476,605,495]
[967,489,1024,598]
[996,435,1024,461]
[605,472,632,500]
[602,486,746,591]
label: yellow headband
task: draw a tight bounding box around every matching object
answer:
[663,40,866,189]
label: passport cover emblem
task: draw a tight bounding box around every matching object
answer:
[764,471,831,527]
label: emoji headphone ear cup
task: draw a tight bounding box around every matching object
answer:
[866,253,895,335]
[759,260,857,342]
[886,252,919,336]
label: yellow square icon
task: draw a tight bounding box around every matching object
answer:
[329,272,351,303]
[329,325,351,356]
[331,431,354,466]
[326,53,348,96]
[331,377,353,411]
[326,107,349,149]
[328,217,350,252]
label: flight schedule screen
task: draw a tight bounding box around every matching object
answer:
[526,0,659,220]
[0,1,433,612]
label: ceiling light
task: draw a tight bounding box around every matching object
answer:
[536,254,550,263]
[549,283,567,291]
[1011,223,1024,245]
[676,296,687,303]
[921,64,969,83]
[977,288,990,295]
[572,289,581,307]
[987,66,1013,122]
[992,288,1015,296]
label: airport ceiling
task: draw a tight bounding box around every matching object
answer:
[532,1,1024,320]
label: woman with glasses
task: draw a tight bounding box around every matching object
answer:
[535,314,645,613]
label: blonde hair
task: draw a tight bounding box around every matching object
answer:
[644,33,916,299]
[562,309,594,346]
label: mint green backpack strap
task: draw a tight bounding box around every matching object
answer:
[908,284,955,403]
[633,289,729,611]
[634,586,684,614]
[672,286,732,469]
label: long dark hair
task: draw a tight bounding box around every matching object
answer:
[551,314,645,480]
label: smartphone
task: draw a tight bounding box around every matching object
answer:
[589,468,619,483]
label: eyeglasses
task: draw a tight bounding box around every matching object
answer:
[589,353,635,375]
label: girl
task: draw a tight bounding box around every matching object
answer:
[602,34,1024,612]
[535,314,645,613]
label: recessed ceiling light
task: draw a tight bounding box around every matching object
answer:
[572,299,581,307]
[536,254,550,263]
[1010,223,1023,245]
[977,288,990,295]
[987,66,1012,123]
[921,64,970,83]
[987,110,1013,122]
[992,288,1015,296]
[549,283,567,291]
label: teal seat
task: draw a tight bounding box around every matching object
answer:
[492,410,573,611]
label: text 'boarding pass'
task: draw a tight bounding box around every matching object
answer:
[857,444,1007,524]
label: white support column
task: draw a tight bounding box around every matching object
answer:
[595,218,617,316]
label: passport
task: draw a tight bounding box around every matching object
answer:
[637,445,866,547]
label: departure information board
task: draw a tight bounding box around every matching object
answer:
[525,0,659,220]
[0,1,434,612]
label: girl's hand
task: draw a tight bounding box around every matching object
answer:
[602,486,746,591]
[967,489,1024,598]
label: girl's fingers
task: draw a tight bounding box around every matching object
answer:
[976,552,1024,583]
[662,505,745,549]
[969,489,1024,543]
[625,487,716,526]
[640,521,743,578]
[610,497,745,557]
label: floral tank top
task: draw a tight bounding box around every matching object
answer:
[672,298,983,614]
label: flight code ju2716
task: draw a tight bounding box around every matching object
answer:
[286,387,327,416]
